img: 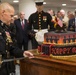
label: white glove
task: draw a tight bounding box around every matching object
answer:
[35,29,48,42]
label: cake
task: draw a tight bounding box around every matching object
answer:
[38,31,76,60]
[37,17,76,61]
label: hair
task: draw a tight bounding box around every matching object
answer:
[0,2,14,13]
[60,9,65,15]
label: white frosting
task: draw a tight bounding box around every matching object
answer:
[35,29,48,42]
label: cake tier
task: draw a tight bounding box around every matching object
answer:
[38,31,76,57]
[40,44,76,56]
[44,31,76,45]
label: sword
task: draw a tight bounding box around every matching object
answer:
[0,51,40,65]
[0,57,25,68]
[2,57,25,63]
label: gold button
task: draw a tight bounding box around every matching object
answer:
[39,17,41,18]
[39,14,41,16]
[39,22,41,24]
[34,21,35,23]
[39,25,41,27]
[39,27,41,30]
[39,19,41,21]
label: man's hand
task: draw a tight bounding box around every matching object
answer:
[23,51,34,58]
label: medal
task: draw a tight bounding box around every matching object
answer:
[43,16,47,22]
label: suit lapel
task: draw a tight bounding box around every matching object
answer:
[18,19,27,29]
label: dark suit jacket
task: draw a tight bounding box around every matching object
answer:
[68,18,75,31]
[14,19,29,43]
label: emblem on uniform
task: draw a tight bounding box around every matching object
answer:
[1,22,3,26]
[34,21,36,23]
[5,31,13,43]
[72,21,74,24]
[43,16,47,22]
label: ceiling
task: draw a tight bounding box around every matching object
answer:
[1,0,76,9]
[44,0,76,9]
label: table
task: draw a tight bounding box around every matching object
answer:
[20,50,76,75]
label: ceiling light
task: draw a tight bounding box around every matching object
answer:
[43,2,46,4]
[62,4,66,6]
[13,0,19,3]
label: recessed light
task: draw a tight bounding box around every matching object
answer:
[62,4,66,6]
[43,2,46,4]
[13,0,19,3]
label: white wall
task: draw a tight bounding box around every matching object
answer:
[19,0,36,19]
[12,4,19,15]
[13,3,76,18]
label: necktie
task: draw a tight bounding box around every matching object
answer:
[22,20,24,29]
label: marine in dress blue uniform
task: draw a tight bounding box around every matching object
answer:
[0,20,24,75]
[28,0,54,49]
[0,3,34,75]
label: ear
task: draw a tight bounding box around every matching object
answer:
[2,10,5,13]
[2,10,6,17]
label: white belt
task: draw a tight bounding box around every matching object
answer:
[34,29,48,32]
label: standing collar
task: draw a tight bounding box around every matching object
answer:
[36,11,43,14]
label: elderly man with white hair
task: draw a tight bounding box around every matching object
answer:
[0,2,34,75]
[60,9,69,28]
